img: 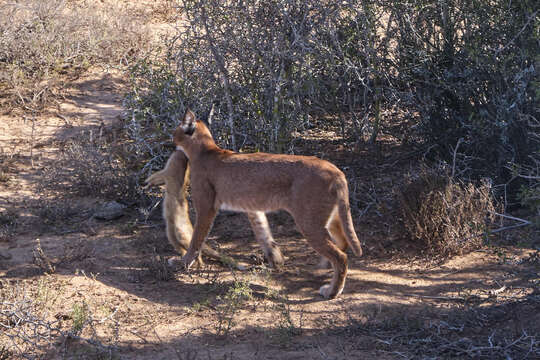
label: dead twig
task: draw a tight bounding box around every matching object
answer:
[400,293,468,302]
[451,137,463,178]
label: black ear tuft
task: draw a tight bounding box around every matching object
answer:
[183,109,196,125]
[182,109,197,136]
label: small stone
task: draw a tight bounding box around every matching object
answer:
[0,250,12,260]
[93,201,126,220]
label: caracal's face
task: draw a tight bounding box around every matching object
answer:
[173,112,197,151]
[173,124,190,149]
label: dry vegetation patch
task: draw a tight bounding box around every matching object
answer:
[40,134,138,201]
[0,207,17,243]
[0,276,120,359]
[0,0,150,112]
[399,170,496,256]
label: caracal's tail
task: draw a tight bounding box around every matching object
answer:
[337,196,363,257]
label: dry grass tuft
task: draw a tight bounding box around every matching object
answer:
[40,133,138,202]
[144,254,174,282]
[32,239,57,274]
[399,170,496,256]
[0,208,18,243]
[0,278,120,358]
[0,153,18,186]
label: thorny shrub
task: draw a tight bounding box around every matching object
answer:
[343,301,540,359]
[125,0,538,208]
[399,170,496,256]
[512,131,540,216]
[40,131,138,202]
[0,0,150,111]
[0,279,119,358]
[35,197,87,229]
[396,0,539,199]
[32,129,140,230]
[124,0,392,175]
[0,208,17,243]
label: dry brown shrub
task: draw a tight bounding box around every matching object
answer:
[399,170,495,256]
[0,208,18,243]
[143,254,174,282]
[0,278,120,358]
[40,133,138,202]
[0,0,150,111]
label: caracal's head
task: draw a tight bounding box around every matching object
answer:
[173,109,214,158]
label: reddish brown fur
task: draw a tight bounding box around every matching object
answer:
[174,110,362,299]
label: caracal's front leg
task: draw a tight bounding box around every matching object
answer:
[181,207,217,269]
[246,212,284,267]
[181,183,217,269]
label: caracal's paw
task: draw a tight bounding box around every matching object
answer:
[169,255,204,270]
[180,252,198,270]
[319,284,342,299]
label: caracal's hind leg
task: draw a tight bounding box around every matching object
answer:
[306,227,348,299]
[293,208,348,299]
[246,212,284,267]
[318,210,349,269]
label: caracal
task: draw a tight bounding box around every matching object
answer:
[173,110,362,299]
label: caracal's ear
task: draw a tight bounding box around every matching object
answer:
[181,109,197,136]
